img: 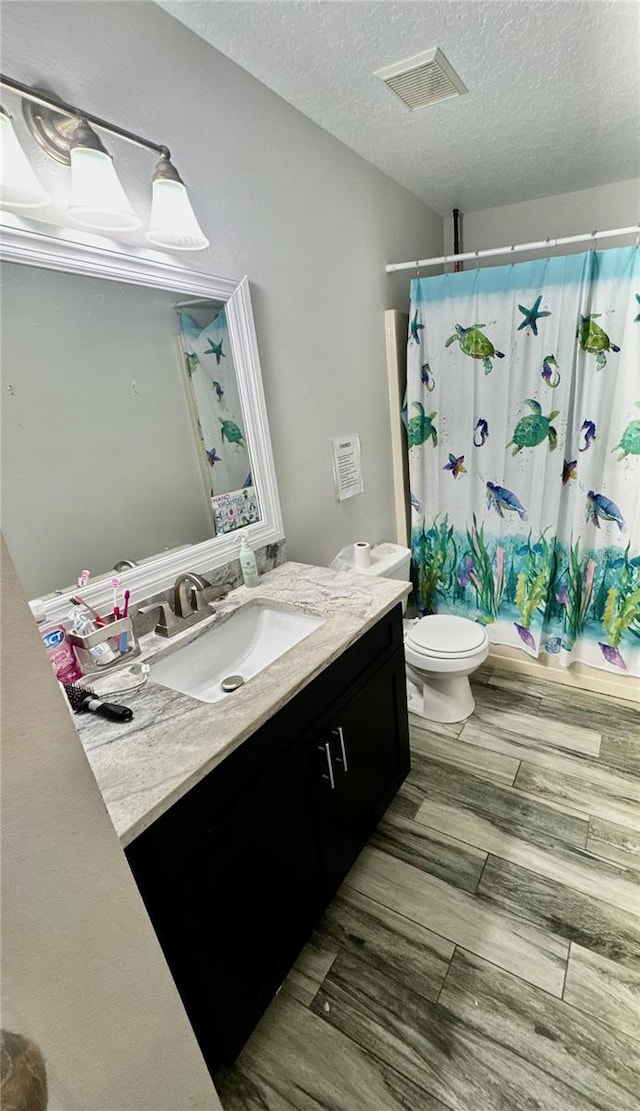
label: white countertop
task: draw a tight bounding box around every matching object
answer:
[74,562,410,846]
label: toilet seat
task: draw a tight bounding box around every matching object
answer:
[405,614,487,659]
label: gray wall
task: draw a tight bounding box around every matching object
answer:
[1,263,214,597]
[1,0,443,570]
[0,537,222,1111]
[444,179,640,261]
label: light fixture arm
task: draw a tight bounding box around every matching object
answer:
[0,73,171,159]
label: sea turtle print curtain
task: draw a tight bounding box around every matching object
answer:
[407,246,640,677]
[179,308,259,533]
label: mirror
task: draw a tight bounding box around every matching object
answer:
[0,220,283,613]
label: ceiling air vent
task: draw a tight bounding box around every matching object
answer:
[374,47,467,111]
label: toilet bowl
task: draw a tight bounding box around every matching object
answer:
[404,614,489,724]
[333,543,489,725]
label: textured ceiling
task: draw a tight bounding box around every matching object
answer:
[157,0,640,215]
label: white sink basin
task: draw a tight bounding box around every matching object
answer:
[150,605,324,704]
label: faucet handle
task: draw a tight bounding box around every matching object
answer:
[138,601,180,637]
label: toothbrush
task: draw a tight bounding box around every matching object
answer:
[111,576,122,618]
[71,595,105,626]
[73,571,105,623]
[118,589,131,653]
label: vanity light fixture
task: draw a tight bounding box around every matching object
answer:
[0,105,50,208]
[146,153,209,251]
[0,74,209,250]
[67,118,141,231]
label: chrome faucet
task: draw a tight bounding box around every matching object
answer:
[138,573,227,638]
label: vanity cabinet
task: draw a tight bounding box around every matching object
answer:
[126,604,409,1071]
[326,651,409,875]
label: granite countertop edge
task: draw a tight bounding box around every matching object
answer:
[76,562,410,847]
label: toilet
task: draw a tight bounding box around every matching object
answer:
[348,542,489,724]
[403,613,489,723]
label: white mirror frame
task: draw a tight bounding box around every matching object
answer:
[0,220,284,620]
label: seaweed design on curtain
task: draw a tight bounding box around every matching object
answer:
[406,246,640,675]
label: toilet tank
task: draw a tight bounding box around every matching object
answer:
[361,544,412,613]
[360,543,412,582]
[332,542,412,612]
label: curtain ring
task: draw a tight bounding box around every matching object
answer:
[475,250,480,270]
[590,230,598,251]
[635,226,639,249]
[416,259,421,278]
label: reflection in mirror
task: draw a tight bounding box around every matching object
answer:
[1,262,260,599]
[177,302,259,535]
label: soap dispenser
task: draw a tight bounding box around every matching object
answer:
[239,535,259,588]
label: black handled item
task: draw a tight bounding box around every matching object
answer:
[63,682,134,722]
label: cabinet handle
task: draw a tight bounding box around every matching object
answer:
[319,741,335,790]
[333,726,349,773]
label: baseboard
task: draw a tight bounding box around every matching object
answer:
[488,644,640,705]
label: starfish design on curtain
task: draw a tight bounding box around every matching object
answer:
[410,311,425,344]
[444,453,467,478]
[634,294,640,322]
[562,458,577,485]
[205,338,226,364]
[517,295,551,335]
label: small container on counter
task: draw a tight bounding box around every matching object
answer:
[239,535,259,588]
[33,600,83,684]
[68,613,140,676]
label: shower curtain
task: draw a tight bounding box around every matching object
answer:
[178,308,259,533]
[407,246,640,677]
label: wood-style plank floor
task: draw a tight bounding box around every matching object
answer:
[215,667,640,1111]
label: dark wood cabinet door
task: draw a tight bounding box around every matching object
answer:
[329,649,410,873]
[175,733,338,1065]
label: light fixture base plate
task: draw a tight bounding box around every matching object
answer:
[22,92,79,165]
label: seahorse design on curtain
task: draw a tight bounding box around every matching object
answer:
[407,247,640,676]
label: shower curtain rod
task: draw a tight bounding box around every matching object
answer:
[385,225,640,273]
[174,298,219,308]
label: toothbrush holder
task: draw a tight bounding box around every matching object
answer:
[68,614,140,676]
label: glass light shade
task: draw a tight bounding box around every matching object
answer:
[146,178,209,250]
[0,111,50,208]
[67,146,141,231]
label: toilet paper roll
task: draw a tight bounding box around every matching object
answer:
[353,541,371,570]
